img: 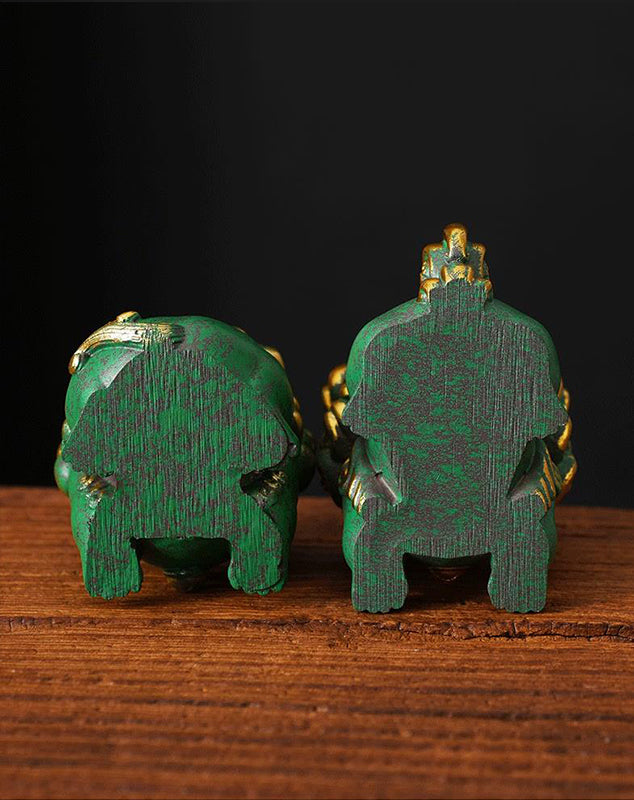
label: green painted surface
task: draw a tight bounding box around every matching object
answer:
[324,227,576,613]
[56,315,314,599]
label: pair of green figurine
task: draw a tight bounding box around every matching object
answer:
[55,225,576,613]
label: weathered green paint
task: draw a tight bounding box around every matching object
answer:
[55,315,314,599]
[319,225,576,613]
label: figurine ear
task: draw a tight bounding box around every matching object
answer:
[235,401,291,474]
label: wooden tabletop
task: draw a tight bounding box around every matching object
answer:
[1,487,633,800]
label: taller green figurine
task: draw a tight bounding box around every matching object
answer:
[319,224,576,613]
[55,312,314,599]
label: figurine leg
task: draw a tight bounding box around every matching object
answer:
[227,496,287,595]
[83,501,143,599]
[488,503,550,613]
[350,528,408,613]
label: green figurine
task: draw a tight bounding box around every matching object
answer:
[319,224,576,613]
[55,312,314,599]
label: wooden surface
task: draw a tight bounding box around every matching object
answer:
[1,488,634,800]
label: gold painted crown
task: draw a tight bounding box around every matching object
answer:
[417,223,493,302]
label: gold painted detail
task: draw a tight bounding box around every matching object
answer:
[263,345,285,369]
[322,363,349,442]
[556,460,577,504]
[533,447,564,510]
[69,312,184,374]
[417,223,491,302]
[562,388,570,412]
[324,410,340,441]
[328,364,347,391]
[344,471,367,513]
[420,277,440,300]
[78,474,112,498]
[557,418,572,452]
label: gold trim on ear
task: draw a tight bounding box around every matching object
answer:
[68,312,184,374]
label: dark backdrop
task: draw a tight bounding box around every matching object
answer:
[3,2,633,505]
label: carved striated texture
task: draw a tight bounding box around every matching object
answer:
[333,226,576,613]
[56,315,313,599]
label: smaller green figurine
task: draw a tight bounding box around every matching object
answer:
[319,224,576,613]
[55,312,314,599]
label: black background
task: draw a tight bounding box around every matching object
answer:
[3,2,633,505]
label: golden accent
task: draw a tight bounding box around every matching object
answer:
[340,459,350,482]
[440,264,476,285]
[263,346,285,368]
[443,223,468,259]
[557,378,564,399]
[419,277,440,301]
[324,410,339,441]
[328,364,347,389]
[115,310,141,323]
[557,418,572,452]
[562,388,570,412]
[542,451,562,496]
[542,459,556,495]
[69,316,183,374]
[534,489,547,509]
[78,474,111,498]
[421,243,438,274]
[480,279,493,294]
[556,460,578,503]
[332,399,346,423]
[321,385,332,410]
[293,408,303,435]
[418,224,489,301]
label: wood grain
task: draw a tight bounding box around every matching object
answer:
[1,488,634,799]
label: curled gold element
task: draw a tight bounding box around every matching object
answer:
[115,310,141,323]
[419,277,440,301]
[340,458,350,482]
[263,345,285,369]
[542,452,561,496]
[562,388,570,412]
[321,385,332,410]
[443,223,468,259]
[69,316,183,374]
[331,399,347,423]
[328,364,347,389]
[556,461,577,503]
[557,418,573,452]
[293,410,303,435]
[421,243,439,270]
[324,410,340,441]
[534,488,547,509]
[557,378,564,399]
